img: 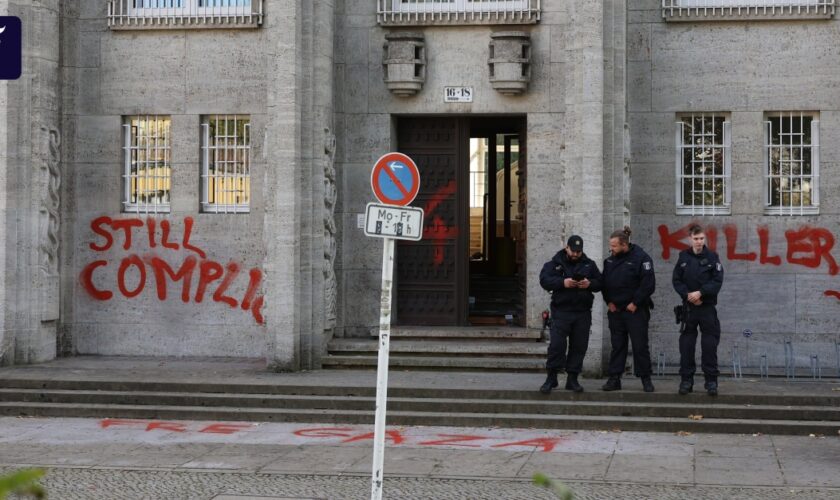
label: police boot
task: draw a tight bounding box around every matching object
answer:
[540,369,559,394]
[704,377,718,396]
[601,377,621,391]
[678,377,693,395]
[565,373,584,393]
[642,377,655,393]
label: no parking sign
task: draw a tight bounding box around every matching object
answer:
[370,152,420,206]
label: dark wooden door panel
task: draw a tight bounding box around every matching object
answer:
[396,117,466,326]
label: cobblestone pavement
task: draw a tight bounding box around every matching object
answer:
[4,468,840,500]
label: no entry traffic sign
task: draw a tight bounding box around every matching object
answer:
[371,152,420,206]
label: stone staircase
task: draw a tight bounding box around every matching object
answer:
[1,372,839,436]
[322,326,546,371]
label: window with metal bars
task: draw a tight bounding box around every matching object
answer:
[122,115,172,213]
[675,114,731,215]
[201,115,251,213]
[764,112,819,215]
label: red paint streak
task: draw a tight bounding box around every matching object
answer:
[111,218,144,250]
[824,290,840,301]
[293,427,355,438]
[757,225,782,266]
[723,225,756,262]
[241,269,262,311]
[146,422,187,433]
[491,437,565,453]
[100,418,145,429]
[785,226,839,276]
[147,256,197,303]
[90,217,114,251]
[182,217,207,259]
[657,224,690,260]
[117,255,146,298]
[195,260,224,303]
[198,423,253,435]
[251,296,265,325]
[146,218,157,249]
[417,434,486,448]
[422,181,459,267]
[341,430,406,445]
[212,262,241,308]
[160,219,180,251]
[80,260,113,300]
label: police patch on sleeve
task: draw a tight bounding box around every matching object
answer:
[643,262,652,271]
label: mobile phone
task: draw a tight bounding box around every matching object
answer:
[572,273,585,282]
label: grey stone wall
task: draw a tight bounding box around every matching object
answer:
[628,0,840,371]
[1,0,62,365]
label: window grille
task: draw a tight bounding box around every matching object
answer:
[108,0,263,29]
[378,0,540,25]
[764,112,819,215]
[675,114,731,216]
[662,0,835,20]
[123,115,172,214]
[201,115,251,213]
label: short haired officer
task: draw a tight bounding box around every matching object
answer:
[538,235,603,393]
[672,224,724,396]
[601,226,656,393]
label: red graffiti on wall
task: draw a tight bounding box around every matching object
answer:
[658,222,840,302]
[422,180,459,267]
[80,216,265,325]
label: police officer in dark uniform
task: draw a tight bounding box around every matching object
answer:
[602,226,656,392]
[538,235,603,393]
[672,224,724,396]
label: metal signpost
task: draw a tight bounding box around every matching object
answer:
[365,152,423,500]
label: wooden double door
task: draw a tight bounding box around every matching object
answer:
[395,116,526,326]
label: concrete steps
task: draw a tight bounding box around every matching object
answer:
[0,376,838,435]
[326,326,545,371]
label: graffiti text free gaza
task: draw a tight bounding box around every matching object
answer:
[79,216,265,325]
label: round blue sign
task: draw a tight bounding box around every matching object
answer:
[371,152,420,206]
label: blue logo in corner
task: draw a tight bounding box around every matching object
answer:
[0,16,22,80]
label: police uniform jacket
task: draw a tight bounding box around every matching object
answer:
[539,250,603,312]
[602,244,656,310]
[672,246,724,306]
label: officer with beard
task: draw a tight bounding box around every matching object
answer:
[539,235,603,393]
[602,226,656,392]
[673,223,724,396]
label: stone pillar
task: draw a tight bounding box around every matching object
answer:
[263,0,334,371]
[0,0,62,365]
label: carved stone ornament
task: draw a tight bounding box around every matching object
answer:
[383,31,426,97]
[488,31,532,96]
[323,128,338,330]
[39,126,61,277]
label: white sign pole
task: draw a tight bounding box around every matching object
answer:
[371,236,395,500]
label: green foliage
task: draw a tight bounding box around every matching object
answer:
[532,472,574,500]
[0,469,46,500]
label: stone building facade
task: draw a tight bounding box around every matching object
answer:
[1,0,837,375]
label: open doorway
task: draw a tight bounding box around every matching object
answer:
[395,116,526,327]
[467,125,523,326]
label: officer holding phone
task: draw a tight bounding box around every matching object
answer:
[539,235,603,393]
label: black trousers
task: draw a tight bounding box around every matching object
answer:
[679,304,721,379]
[607,308,652,378]
[546,309,591,374]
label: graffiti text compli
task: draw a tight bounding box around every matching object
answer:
[80,216,265,324]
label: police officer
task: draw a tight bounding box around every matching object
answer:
[602,226,656,392]
[538,235,603,393]
[672,224,724,396]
